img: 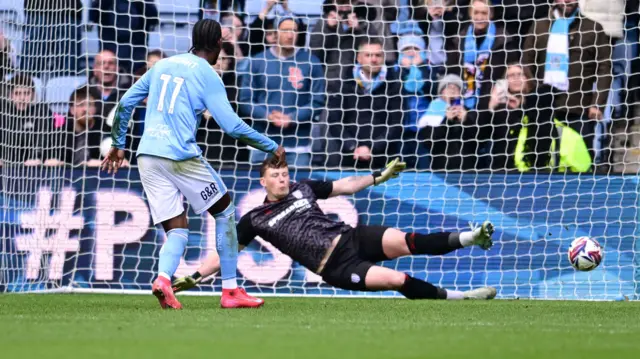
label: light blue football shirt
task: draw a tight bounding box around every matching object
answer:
[111,53,278,161]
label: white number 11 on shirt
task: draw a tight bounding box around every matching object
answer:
[157,74,185,114]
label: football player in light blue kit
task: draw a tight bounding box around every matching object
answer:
[102,19,285,309]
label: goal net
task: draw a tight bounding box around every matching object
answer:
[1,0,638,300]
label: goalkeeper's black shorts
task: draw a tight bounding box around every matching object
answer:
[321,225,390,291]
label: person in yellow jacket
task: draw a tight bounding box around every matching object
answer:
[480,63,591,172]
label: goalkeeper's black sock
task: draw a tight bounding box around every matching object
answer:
[398,275,447,300]
[405,232,464,256]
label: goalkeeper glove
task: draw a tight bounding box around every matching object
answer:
[172,274,202,293]
[372,158,407,186]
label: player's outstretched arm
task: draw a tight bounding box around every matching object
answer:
[102,70,152,174]
[201,67,279,154]
[329,158,407,197]
[110,71,152,150]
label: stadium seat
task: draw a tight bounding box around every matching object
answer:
[147,31,162,53]
[82,26,101,58]
[0,2,24,23]
[244,0,324,15]
[156,0,199,27]
[156,0,200,14]
[0,11,23,65]
[45,75,87,114]
[157,24,192,56]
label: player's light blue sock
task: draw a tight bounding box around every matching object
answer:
[158,228,189,279]
[213,204,238,290]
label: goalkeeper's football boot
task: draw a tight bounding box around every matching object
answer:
[463,286,497,300]
[221,288,265,309]
[172,275,201,294]
[152,276,183,310]
[470,221,494,250]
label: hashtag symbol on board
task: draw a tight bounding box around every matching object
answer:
[14,188,85,280]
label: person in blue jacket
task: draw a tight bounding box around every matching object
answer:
[238,16,326,166]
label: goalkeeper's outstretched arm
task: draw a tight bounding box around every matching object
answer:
[174,213,257,292]
[172,246,245,293]
[329,158,406,197]
[194,250,226,279]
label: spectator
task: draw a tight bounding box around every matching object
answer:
[417,74,478,171]
[20,0,83,77]
[483,0,550,45]
[222,10,310,75]
[247,13,276,58]
[523,0,612,166]
[480,63,555,171]
[90,0,159,74]
[0,74,61,166]
[625,0,640,119]
[146,50,167,70]
[506,1,551,41]
[325,38,403,169]
[357,0,398,64]
[61,86,107,167]
[89,50,134,164]
[214,42,240,111]
[89,50,131,121]
[389,0,410,36]
[446,0,516,110]
[239,17,326,166]
[247,0,304,57]
[396,30,433,168]
[198,42,246,164]
[224,10,308,62]
[410,0,461,78]
[397,30,437,99]
[310,0,382,86]
[580,0,629,166]
[221,12,249,59]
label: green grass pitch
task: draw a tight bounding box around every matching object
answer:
[1,294,639,359]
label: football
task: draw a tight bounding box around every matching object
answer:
[568,237,603,271]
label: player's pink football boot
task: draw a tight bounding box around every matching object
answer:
[220,288,264,309]
[152,276,183,310]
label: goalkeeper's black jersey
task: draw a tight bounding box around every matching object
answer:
[237,180,352,272]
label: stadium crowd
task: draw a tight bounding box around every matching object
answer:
[0,0,638,172]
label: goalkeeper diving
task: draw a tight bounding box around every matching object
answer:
[173,156,497,300]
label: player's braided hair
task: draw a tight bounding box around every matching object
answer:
[190,19,222,53]
[260,156,289,177]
